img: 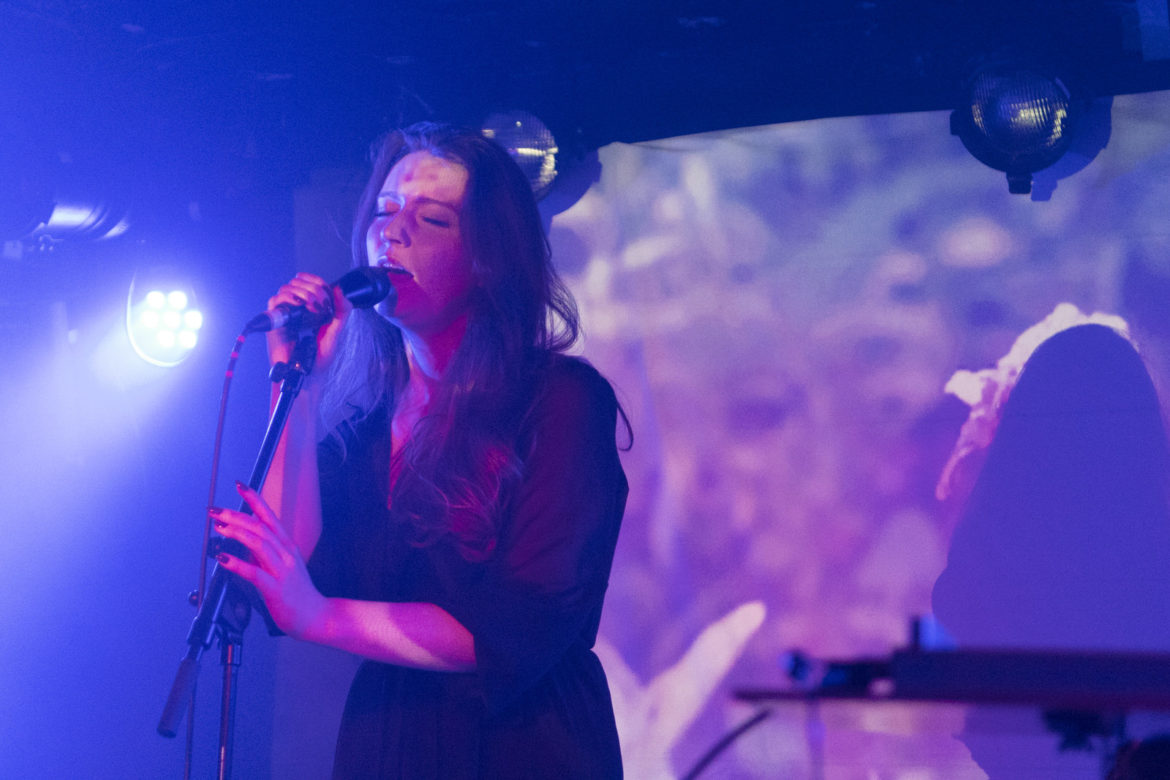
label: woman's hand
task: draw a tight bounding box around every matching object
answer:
[265,272,353,374]
[211,482,328,640]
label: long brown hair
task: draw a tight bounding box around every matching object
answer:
[321,122,581,560]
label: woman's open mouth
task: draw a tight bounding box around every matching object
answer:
[377,257,413,277]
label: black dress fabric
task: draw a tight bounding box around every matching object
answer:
[308,355,628,779]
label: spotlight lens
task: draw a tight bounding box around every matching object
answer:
[127,271,202,367]
[482,111,558,198]
[971,71,1071,155]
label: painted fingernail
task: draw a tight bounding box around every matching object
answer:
[214,519,227,529]
[235,480,248,493]
[216,552,230,564]
[208,507,223,516]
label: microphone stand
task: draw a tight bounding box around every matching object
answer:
[158,329,318,780]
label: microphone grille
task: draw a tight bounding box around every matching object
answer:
[338,266,393,309]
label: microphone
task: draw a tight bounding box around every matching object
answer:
[245,266,395,333]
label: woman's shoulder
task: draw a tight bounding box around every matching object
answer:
[534,353,618,410]
[521,352,633,451]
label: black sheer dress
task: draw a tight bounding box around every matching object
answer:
[308,355,627,779]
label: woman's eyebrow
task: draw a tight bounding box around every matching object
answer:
[378,191,460,212]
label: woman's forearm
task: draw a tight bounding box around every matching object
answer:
[301,598,476,672]
[218,481,475,674]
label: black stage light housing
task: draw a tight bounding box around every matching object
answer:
[951,65,1082,195]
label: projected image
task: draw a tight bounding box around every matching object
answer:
[546,92,1170,778]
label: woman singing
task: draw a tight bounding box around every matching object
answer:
[211,122,628,778]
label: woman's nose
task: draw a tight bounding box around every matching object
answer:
[380,213,407,244]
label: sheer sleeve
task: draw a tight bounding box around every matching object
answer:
[435,357,628,714]
[308,410,403,602]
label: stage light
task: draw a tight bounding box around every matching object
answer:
[0,137,131,245]
[126,270,202,367]
[30,195,130,246]
[950,65,1082,195]
[482,111,559,199]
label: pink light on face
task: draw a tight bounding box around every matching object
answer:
[365,151,473,337]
